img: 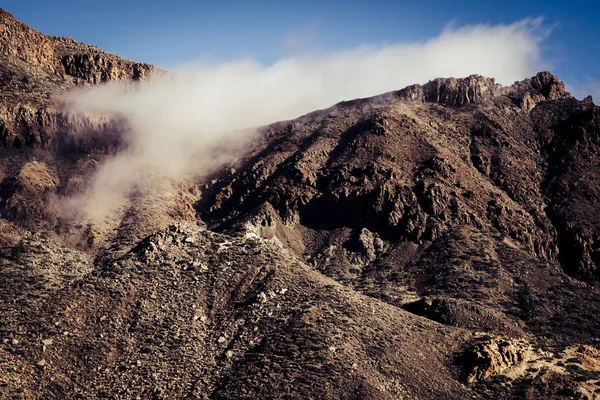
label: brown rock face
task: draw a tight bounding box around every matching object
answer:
[0,8,160,151]
[0,9,58,73]
[393,71,570,108]
[0,160,59,224]
[57,41,157,86]
[398,74,505,106]
[457,337,532,383]
[0,8,157,84]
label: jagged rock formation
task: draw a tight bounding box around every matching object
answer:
[0,8,158,150]
[0,8,157,87]
[1,8,600,400]
[457,337,532,383]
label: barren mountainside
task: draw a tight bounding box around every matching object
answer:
[0,8,159,150]
[1,8,600,399]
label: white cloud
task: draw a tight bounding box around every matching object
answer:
[63,18,549,219]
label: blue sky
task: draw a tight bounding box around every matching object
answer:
[3,0,600,97]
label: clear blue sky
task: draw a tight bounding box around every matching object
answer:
[3,0,600,96]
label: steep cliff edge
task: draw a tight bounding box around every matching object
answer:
[0,8,159,150]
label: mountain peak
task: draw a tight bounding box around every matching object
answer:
[530,71,570,99]
[0,8,160,86]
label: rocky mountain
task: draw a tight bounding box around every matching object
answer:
[1,8,600,399]
[0,8,159,150]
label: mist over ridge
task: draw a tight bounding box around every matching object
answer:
[63,19,548,219]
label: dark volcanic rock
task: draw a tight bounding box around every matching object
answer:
[197,71,600,289]
[542,106,600,281]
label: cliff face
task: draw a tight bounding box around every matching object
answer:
[0,8,157,84]
[0,8,159,151]
[397,74,506,105]
[54,37,157,86]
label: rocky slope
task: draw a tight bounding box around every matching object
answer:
[1,8,600,399]
[0,8,158,150]
[195,72,600,396]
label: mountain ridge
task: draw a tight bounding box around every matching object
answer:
[1,9,600,399]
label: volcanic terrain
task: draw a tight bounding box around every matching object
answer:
[1,8,600,399]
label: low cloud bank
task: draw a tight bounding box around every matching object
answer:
[64,18,548,219]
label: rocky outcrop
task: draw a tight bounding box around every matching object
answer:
[0,9,58,73]
[0,8,161,151]
[0,161,59,226]
[457,337,531,383]
[60,52,155,85]
[0,8,159,83]
[394,71,571,108]
[398,75,505,106]
[0,103,127,150]
[508,71,572,111]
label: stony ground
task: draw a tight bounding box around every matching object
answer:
[1,7,600,399]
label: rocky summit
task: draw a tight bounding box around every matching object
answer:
[1,8,600,400]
